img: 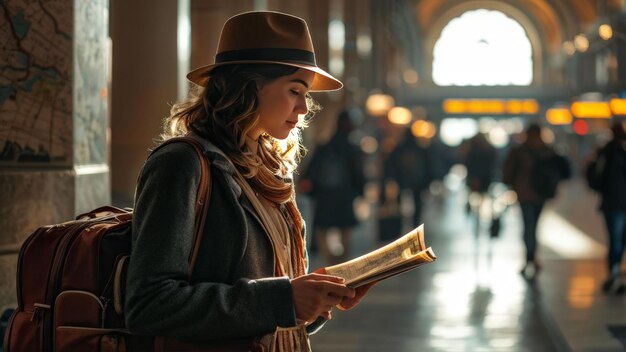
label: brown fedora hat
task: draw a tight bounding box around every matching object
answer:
[186,11,343,92]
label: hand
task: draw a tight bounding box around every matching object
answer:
[290,273,355,322]
[336,281,378,311]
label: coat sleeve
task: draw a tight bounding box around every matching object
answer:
[125,143,296,341]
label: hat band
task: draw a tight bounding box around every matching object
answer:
[215,48,317,66]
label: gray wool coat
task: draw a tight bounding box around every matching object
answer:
[124,136,323,342]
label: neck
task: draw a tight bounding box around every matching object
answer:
[247,128,261,141]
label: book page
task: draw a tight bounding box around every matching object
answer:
[324,225,430,285]
[347,247,436,287]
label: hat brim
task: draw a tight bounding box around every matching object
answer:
[186,61,343,92]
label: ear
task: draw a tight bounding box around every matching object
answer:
[253,78,266,92]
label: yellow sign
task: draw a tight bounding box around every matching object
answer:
[546,108,572,125]
[570,102,612,119]
[610,98,626,115]
[442,99,539,115]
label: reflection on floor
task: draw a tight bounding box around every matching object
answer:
[303,179,626,352]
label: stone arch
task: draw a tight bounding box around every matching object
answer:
[431,9,533,86]
[423,1,545,85]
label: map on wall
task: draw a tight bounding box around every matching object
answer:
[0,2,73,165]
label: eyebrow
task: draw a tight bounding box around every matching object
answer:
[290,79,310,89]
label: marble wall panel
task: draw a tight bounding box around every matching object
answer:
[0,170,75,248]
[0,254,18,310]
[0,170,74,310]
[74,0,109,166]
[75,168,111,215]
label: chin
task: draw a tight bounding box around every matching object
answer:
[273,134,290,140]
[268,130,292,140]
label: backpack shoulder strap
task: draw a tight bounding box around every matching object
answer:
[152,137,212,276]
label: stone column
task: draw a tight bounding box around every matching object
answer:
[614,13,626,92]
[109,0,180,206]
[370,0,390,92]
[0,0,109,308]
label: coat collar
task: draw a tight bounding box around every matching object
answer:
[188,132,238,175]
[187,134,273,244]
[187,132,247,199]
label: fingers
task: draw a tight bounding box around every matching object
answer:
[301,272,356,298]
[306,272,344,283]
[336,280,378,311]
[317,281,356,299]
[291,274,356,322]
[312,267,327,274]
[336,298,354,311]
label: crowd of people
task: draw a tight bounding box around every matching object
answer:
[301,117,626,294]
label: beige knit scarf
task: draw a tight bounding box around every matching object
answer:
[232,169,311,352]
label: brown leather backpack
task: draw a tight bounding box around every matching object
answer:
[3,137,262,351]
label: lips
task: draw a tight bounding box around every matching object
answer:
[286,120,298,127]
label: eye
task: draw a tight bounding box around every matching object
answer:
[290,89,301,96]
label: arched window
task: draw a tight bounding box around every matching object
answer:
[432,9,532,86]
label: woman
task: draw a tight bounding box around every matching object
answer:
[125,11,372,351]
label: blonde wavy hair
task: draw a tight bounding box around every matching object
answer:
[161,64,320,206]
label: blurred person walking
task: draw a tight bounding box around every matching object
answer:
[503,124,570,279]
[585,122,626,294]
[461,133,497,238]
[386,127,432,228]
[462,132,496,198]
[300,109,366,264]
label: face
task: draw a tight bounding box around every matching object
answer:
[250,68,315,140]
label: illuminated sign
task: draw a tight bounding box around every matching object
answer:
[546,108,573,125]
[570,102,612,119]
[610,98,626,116]
[442,99,539,115]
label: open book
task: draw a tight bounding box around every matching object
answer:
[324,225,436,288]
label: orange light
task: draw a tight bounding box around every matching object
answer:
[573,120,589,135]
[610,98,626,115]
[546,108,572,125]
[475,100,505,114]
[506,100,524,114]
[411,120,436,139]
[366,94,395,117]
[574,34,589,53]
[522,99,540,114]
[442,99,466,114]
[599,24,613,41]
[443,99,538,115]
[562,41,576,56]
[387,107,412,125]
[571,102,612,119]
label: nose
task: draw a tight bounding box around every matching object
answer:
[295,95,308,115]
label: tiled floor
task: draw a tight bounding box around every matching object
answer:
[304,179,626,352]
